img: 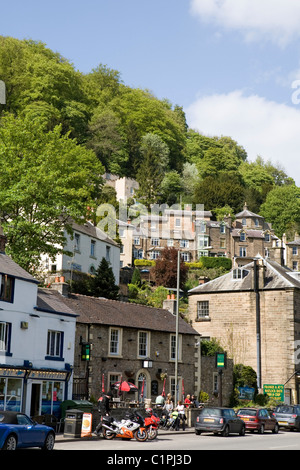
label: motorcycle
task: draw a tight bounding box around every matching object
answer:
[101,414,147,442]
[144,408,160,440]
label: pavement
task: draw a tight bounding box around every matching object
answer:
[55,428,193,443]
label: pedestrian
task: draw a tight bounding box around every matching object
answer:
[175,400,186,431]
[94,390,113,435]
[155,393,165,407]
[163,397,173,414]
[191,394,200,408]
[184,394,191,407]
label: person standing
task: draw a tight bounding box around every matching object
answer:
[175,400,186,431]
[94,390,113,435]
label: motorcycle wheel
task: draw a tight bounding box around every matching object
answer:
[103,429,115,440]
[147,427,158,440]
[134,428,148,442]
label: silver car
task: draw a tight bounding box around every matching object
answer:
[272,405,300,431]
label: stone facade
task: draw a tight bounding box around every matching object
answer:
[188,257,300,404]
[54,293,201,403]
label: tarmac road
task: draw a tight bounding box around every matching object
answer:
[53,428,300,452]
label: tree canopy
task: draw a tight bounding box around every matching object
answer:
[0,34,299,274]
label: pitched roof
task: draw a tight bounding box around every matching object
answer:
[36,288,79,317]
[45,291,198,335]
[188,257,300,294]
[235,203,263,219]
[0,253,38,284]
[70,220,119,247]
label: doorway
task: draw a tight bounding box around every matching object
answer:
[30,383,41,417]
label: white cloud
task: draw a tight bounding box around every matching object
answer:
[185,90,300,184]
[190,0,300,46]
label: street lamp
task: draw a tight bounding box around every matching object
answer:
[0,81,5,105]
[175,250,180,403]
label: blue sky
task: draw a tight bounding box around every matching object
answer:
[2,0,300,184]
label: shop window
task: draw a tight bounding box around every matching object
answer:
[0,377,22,411]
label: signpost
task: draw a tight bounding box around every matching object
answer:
[215,352,227,406]
[263,384,284,402]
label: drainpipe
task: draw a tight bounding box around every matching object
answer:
[254,260,262,390]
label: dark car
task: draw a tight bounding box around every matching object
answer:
[236,408,279,434]
[272,405,300,431]
[195,407,245,437]
[0,411,55,450]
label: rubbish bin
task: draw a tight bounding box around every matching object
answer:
[61,400,93,420]
[63,409,84,438]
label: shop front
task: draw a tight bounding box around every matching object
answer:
[0,366,72,419]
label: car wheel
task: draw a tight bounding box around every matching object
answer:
[3,434,17,450]
[272,424,279,434]
[195,430,201,435]
[239,425,245,436]
[41,432,55,451]
[221,425,229,437]
[258,424,264,434]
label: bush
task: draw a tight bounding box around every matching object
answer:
[199,256,232,270]
[134,259,156,266]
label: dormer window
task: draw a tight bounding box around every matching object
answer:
[240,232,246,242]
[232,268,248,280]
[242,218,246,226]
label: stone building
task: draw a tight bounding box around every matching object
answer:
[50,291,201,402]
[188,256,300,404]
[285,234,300,272]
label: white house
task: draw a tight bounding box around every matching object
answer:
[41,220,120,285]
[0,243,78,419]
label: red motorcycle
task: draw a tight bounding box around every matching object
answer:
[144,408,160,440]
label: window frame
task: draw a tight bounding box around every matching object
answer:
[138,331,149,358]
[197,300,210,320]
[109,327,122,357]
[0,322,12,356]
[46,330,64,361]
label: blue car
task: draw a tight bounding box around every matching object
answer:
[0,411,55,450]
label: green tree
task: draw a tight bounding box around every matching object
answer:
[193,173,245,213]
[0,113,104,273]
[260,185,300,237]
[135,133,170,209]
[201,338,224,356]
[159,170,184,205]
[131,267,142,287]
[0,37,90,141]
[90,257,119,299]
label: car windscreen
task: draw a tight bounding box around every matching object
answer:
[238,409,256,416]
[201,408,221,417]
[275,406,294,414]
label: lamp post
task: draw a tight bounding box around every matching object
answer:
[175,250,180,403]
[0,81,5,105]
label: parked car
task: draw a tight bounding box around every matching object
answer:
[236,408,279,434]
[195,407,245,437]
[0,411,55,450]
[272,405,300,431]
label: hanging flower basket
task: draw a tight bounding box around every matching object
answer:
[160,372,168,381]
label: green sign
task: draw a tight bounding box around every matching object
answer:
[216,352,227,368]
[263,384,284,401]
